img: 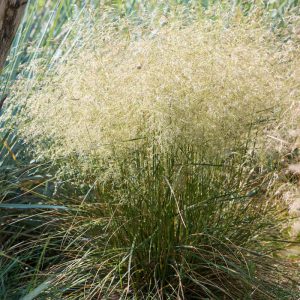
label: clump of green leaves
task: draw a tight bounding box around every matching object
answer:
[42,139,298,299]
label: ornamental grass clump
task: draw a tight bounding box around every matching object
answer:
[3,9,300,299]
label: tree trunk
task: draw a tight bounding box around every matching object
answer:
[0,0,27,71]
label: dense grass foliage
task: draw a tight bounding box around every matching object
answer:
[0,1,300,299]
[46,146,299,299]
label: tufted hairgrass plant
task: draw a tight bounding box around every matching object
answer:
[1,1,300,299]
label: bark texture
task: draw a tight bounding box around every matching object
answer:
[0,0,27,71]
